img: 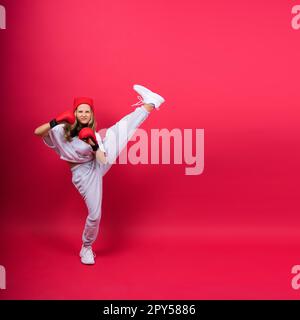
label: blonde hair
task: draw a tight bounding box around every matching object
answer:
[63,109,97,142]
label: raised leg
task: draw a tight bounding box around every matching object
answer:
[99,105,153,176]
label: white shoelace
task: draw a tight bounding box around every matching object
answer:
[131,95,144,107]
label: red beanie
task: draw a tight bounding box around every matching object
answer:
[73,97,94,113]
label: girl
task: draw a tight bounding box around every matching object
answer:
[34,84,165,265]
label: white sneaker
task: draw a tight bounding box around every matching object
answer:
[79,245,95,265]
[132,84,165,109]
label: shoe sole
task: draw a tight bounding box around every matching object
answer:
[133,85,165,106]
[80,257,95,265]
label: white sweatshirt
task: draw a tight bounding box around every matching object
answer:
[43,124,105,164]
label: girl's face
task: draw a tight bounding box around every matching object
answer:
[76,104,92,125]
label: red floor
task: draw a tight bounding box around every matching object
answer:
[1,208,300,300]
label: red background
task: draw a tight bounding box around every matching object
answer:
[1,0,300,299]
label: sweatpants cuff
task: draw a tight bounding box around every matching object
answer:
[141,105,151,114]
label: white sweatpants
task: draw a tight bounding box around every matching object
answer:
[71,106,150,246]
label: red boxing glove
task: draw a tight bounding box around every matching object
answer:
[49,110,75,128]
[78,127,99,151]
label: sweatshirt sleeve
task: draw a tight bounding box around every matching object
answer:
[95,132,106,153]
[43,124,65,149]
